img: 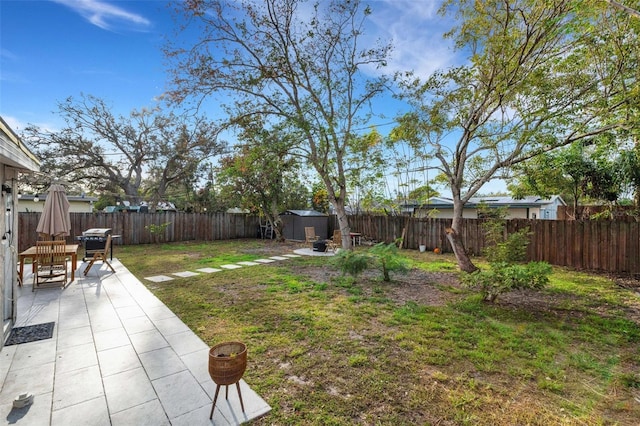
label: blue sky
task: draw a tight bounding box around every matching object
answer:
[1,0,175,131]
[1,0,453,131]
[1,0,508,194]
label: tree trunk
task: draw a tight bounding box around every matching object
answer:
[332,198,352,250]
[446,210,478,273]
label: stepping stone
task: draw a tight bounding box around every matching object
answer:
[220,264,243,270]
[237,261,259,266]
[172,271,199,278]
[253,258,275,263]
[145,275,174,282]
[282,254,302,258]
[196,268,222,273]
[270,256,288,261]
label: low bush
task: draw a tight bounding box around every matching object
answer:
[333,242,409,282]
[333,249,369,279]
[461,261,552,302]
[368,242,410,281]
[463,205,552,302]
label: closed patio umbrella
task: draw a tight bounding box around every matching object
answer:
[35,184,71,239]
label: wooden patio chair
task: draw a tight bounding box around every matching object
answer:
[33,240,68,291]
[327,230,341,252]
[305,227,319,243]
[83,234,116,276]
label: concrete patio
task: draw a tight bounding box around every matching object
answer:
[0,259,271,425]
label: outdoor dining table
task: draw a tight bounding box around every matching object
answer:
[18,244,80,284]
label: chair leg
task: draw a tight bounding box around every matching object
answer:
[209,384,221,419]
[104,259,116,273]
[83,258,97,276]
[236,381,245,412]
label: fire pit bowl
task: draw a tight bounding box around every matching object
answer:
[209,341,247,418]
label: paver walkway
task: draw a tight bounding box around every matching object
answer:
[144,254,303,283]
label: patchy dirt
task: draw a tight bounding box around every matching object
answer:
[255,240,465,306]
[254,240,640,323]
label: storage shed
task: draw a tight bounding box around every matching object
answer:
[279,210,329,241]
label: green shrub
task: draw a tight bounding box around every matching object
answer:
[333,249,369,280]
[368,242,410,282]
[486,228,531,263]
[464,206,551,302]
[332,242,410,282]
[462,261,552,302]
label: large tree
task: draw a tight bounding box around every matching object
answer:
[508,140,622,214]
[216,123,308,241]
[164,0,391,248]
[393,0,639,272]
[24,95,224,206]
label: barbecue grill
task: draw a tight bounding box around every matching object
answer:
[77,228,112,261]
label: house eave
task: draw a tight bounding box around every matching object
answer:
[0,117,40,172]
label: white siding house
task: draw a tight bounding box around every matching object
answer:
[18,193,97,213]
[404,195,566,220]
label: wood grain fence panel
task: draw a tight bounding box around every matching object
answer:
[559,220,567,266]
[631,222,640,274]
[536,220,546,262]
[583,221,593,270]
[621,222,629,272]
[584,221,593,270]
[597,221,607,271]
[525,219,536,260]
[572,221,582,270]
[611,221,620,272]
[618,221,627,273]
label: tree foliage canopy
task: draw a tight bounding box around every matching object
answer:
[215,122,308,239]
[392,0,639,271]
[165,0,391,247]
[23,95,224,205]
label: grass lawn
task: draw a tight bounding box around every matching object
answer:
[117,239,640,425]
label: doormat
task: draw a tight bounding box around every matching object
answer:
[5,322,55,346]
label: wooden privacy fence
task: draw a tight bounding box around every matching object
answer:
[343,215,640,275]
[18,212,261,251]
[18,212,640,274]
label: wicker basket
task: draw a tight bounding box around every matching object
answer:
[208,341,247,385]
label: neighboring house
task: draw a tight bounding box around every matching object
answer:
[0,117,40,349]
[18,193,98,213]
[403,195,566,220]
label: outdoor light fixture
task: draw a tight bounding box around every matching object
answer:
[33,194,39,203]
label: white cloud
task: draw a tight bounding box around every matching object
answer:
[365,0,458,79]
[52,0,151,31]
[1,116,25,134]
